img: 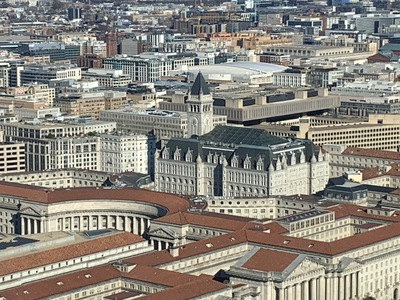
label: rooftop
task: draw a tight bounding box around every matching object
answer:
[199,125,288,148]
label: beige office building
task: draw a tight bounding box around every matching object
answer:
[259,114,400,151]
[56,91,128,119]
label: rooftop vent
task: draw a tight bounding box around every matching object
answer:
[84,274,92,278]
[57,282,64,286]
[206,243,213,248]
[283,240,290,244]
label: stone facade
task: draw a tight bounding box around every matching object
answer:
[155,126,329,197]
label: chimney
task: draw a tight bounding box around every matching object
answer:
[318,88,328,97]
[295,89,307,100]
[169,246,180,257]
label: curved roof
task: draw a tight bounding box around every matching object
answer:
[0,182,190,215]
[180,62,288,77]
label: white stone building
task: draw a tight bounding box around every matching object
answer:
[0,120,116,171]
[82,68,131,87]
[100,132,156,175]
[273,70,307,87]
[155,125,329,197]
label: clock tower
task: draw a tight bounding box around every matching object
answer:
[187,72,214,137]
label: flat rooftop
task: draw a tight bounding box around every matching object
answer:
[266,45,352,50]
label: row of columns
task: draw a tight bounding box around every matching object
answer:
[151,240,174,250]
[272,272,360,300]
[21,217,44,235]
[57,215,149,236]
[276,277,321,300]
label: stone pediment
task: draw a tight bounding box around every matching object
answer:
[339,257,362,273]
[20,206,43,217]
[148,227,176,240]
[283,256,324,280]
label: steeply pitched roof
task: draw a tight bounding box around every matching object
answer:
[190,72,210,96]
[199,125,287,147]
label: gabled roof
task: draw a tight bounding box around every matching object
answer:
[240,247,299,273]
[190,72,210,96]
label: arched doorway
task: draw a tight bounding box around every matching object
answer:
[394,288,399,300]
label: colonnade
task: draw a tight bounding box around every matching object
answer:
[56,215,149,236]
[271,272,361,300]
[20,217,45,235]
[20,214,150,236]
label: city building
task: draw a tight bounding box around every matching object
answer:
[77,53,104,68]
[100,132,156,175]
[0,62,10,87]
[155,125,329,197]
[160,86,339,125]
[0,181,189,236]
[336,94,400,117]
[331,80,400,96]
[103,56,170,82]
[0,119,116,171]
[105,32,118,57]
[0,168,153,189]
[1,83,56,106]
[169,61,288,85]
[0,230,152,290]
[0,130,25,173]
[17,42,81,62]
[20,64,82,86]
[67,7,82,20]
[273,69,308,87]
[56,91,128,119]
[81,68,131,87]
[263,45,354,58]
[99,73,226,139]
[258,114,400,151]
[323,144,400,178]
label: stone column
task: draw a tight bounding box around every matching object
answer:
[319,276,326,300]
[339,276,345,300]
[33,219,38,234]
[107,215,113,229]
[295,283,302,300]
[21,217,25,235]
[303,281,309,300]
[137,218,142,235]
[133,217,138,235]
[125,216,131,232]
[26,218,32,234]
[40,220,44,233]
[345,274,351,300]
[266,282,273,299]
[356,272,361,299]
[332,276,338,300]
[287,285,293,300]
[310,278,317,300]
[140,218,146,235]
[278,287,284,300]
[117,216,122,230]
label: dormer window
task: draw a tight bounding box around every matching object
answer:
[256,156,264,171]
[244,155,251,169]
[162,148,169,159]
[213,153,219,164]
[173,148,181,161]
[185,149,193,162]
[231,155,239,168]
